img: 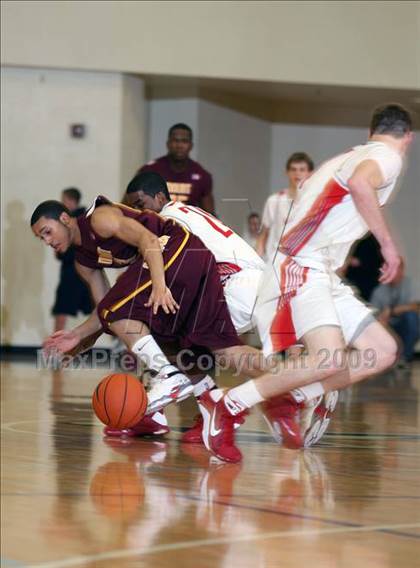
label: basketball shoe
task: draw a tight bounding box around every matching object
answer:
[181,390,224,444]
[181,414,204,444]
[303,391,339,447]
[146,370,193,414]
[261,394,304,449]
[200,392,246,463]
[103,411,170,438]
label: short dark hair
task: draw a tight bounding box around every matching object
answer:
[126,171,171,201]
[168,123,193,141]
[248,212,260,221]
[30,200,69,226]
[370,103,412,138]
[286,152,314,171]
[62,187,81,203]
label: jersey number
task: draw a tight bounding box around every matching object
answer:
[179,206,233,238]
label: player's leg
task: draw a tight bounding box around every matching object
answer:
[107,318,194,413]
[200,325,347,462]
[297,277,398,446]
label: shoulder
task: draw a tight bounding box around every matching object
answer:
[91,204,122,235]
[359,143,402,169]
[140,156,167,171]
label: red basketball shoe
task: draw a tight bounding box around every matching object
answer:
[200,393,246,463]
[181,390,224,444]
[181,414,204,444]
[261,394,304,449]
[103,411,170,438]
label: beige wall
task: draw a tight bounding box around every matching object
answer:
[1,67,145,345]
[2,1,419,90]
[198,100,270,232]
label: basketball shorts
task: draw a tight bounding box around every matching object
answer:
[223,268,263,334]
[255,254,374,355]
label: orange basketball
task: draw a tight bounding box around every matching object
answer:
[92,373,147,429]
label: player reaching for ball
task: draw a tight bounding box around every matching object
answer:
[31,191,267,418]
[111,171,266,442]
[199,103,413,462]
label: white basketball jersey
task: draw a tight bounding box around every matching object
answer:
[160,202,265,271]
[280,141,403,271]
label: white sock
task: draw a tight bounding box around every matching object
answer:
[291,382,325,403]
[193,375,216,397]
[224,380,264,415]
[131,335,178,375]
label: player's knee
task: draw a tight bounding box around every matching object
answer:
[376,335,398,372]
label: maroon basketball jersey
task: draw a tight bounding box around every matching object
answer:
[74,196,187,269]
[140,155,212,206]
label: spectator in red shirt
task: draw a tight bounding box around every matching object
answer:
[139,123,214,213]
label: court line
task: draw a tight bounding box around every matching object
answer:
[27,522,420,568]
[3,419,419,441]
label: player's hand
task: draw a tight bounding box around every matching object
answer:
[43,330,82,356]
[145,286,179,315]
[379,241,401,284]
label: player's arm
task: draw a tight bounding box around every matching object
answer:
[91,206,179,314]
[256,225,269,257]
[347,159,400,284]
[43,265,108,356]
[75,262,111,304]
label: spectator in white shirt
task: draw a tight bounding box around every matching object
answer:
[256,152,314,262]
[242,212,261,250]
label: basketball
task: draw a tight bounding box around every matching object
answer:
[92,373,147,429]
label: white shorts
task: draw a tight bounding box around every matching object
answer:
[255,256,373,355]
[224,268,263,334]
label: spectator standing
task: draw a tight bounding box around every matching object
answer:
[370,260,419,366]
[52,188,93,331]
[139,123,214,213]
[243,212,261,249]
[256,152,314,262]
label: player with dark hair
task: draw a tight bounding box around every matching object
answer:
[62,187,82,208]
[32,190,265,422]
[199,103,413,463]
[139,123,214,213]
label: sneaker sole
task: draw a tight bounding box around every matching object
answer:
[304,391,339,448]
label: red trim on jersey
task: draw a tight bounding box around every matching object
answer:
[280,178,347,256]
[269,257,308,352]
[217,262,241,284]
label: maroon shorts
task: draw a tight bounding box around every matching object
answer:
[97,232,241,352]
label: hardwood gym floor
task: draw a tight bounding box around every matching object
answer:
[1,360,419,567]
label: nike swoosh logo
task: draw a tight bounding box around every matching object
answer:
[209,410,221,437]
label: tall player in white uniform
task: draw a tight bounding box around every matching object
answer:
[199,103,414,463]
